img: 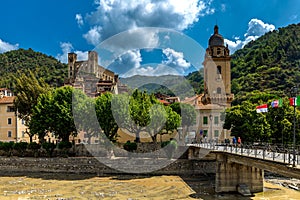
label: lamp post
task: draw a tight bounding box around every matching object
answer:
[290,86,298,167]
[209,114,213,143]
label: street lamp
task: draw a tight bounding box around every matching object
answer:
[290,86,298,167]
[209,114,213,143]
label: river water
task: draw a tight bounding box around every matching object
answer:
[0,173,299,200]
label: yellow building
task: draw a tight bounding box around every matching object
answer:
[0,89,30,142]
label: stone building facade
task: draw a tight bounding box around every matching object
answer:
[65,51,125,97]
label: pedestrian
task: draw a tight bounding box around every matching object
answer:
[237,137,242,146]
[232,136,237,146]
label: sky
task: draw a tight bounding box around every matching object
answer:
[0,0,299,77]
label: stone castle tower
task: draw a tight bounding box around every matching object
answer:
[65,51,122,96]
[68,51,99,81]
[202,25,234,107]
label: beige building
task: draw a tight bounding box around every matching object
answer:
[182,25,234,143]
[0,89,30,142]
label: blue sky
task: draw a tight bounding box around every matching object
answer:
[0,0,299,77]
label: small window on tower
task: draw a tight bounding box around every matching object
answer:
[217,87,221,94]
[217,66,222,74]
[217,48,221,56]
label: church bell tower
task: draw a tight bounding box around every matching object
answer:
[202,25,234,107]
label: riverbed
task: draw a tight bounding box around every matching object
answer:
[0,173,299,199]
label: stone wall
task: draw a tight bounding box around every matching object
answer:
[0,157,216,176]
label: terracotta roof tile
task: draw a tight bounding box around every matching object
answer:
[0,96,15,104]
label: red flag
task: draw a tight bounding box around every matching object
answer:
[256,104,268,113]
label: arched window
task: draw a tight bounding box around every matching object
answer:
[217,87,221,94]
[217,48,221,55]
[217,66,222,74]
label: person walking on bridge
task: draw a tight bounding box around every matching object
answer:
[232,136,237,146]
[237,137,242,147]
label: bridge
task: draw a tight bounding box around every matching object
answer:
[187,143,300,195]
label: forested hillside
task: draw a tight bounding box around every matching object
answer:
[231,23,300,103]
[0,48,67,88]
[120,69,204,98]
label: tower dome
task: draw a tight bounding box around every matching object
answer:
[208,25,224,47]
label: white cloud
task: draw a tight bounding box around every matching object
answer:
[108,48,191,77]
[244,19,275,38]
[56,42,88,63]
[75,14,84,27]
[108,49,142,75]
[162,48,191,73]
[0,39,19,53]
[225,18,275,53]
[99,28,160,57]
[122,64,179,77]
[83,26,102,46]
[109,47,191,77]
[82,0,214,45]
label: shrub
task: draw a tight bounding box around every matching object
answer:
[42,142,55,151]
[13,142,28,151]
[41,142,56,157]
[27,142,41,150]
[58,141,72,150]
[0,141,14,151]
[123,141,137,152]
[161,141,170,148]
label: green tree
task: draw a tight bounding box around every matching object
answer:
[30,86,77,142]
[223,98,300,144]
[146,104,168,143]
[13,70,50,142]
[112,90,163,143]
[170,102,196,138]
[73,90,101,144]
[29,91,54,143]
[223,101,271,143]
[95,93,119,141]
[159,106,181,142]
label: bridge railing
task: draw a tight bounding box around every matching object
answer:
[188,142,300,167]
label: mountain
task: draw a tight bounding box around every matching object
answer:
[0,48,67,88]
[120,70,204,98]
[231,23,300,103]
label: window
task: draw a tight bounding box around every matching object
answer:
[214,130,219,137]
[217,87,221,94]
[7,106,14,112]
[22,119,25,125]
[217,48,221,55]
[217,66,222,74]
[214,116,219,125]
[8,131,12,138]
[203,116,208,125]
[8,118,12,125]
[203,130,208,137]
[22,131,25,138]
